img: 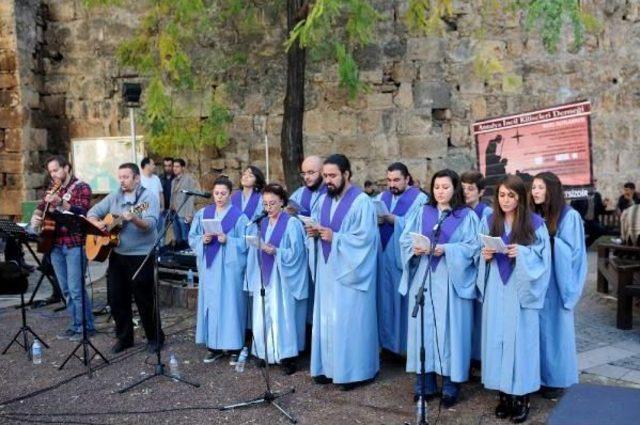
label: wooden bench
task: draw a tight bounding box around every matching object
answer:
[598,210,621,236]
[596,243,640,329]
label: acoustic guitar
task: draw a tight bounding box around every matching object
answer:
[85,202,149,262]
[36,181,62,254]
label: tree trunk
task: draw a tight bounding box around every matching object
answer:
[280,1,307,192]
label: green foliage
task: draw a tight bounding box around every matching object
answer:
[405,0,453,35]
[516,0,585,53]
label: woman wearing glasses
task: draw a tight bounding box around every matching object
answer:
[245,183,309,374]
[188,176,250,363]
[231,166,265,220]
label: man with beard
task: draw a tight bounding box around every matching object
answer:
[304,154,379,390]
[375,162,427,358]
[288,156,326,217]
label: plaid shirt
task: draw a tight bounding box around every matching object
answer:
[37,176,92,248]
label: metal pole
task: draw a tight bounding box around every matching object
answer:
[264,116,270,181]
[130,107,136,163]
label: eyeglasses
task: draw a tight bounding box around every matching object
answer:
[299,171,319,177]
[262,201,282,208]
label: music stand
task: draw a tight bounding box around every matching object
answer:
[56,213,109,377]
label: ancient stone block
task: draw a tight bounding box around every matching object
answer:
[0,152,23,173]
[0,51,16,72]
[0,188,24,216]
[357,110,383,135]
[406,37,445,62]
[0,107,22,127]
[366,93,394,110]
[413,82,451,109]
[48,1,76,22]
[393,83,413,109]
[396,111,431,136]
[28,128,47,150]
[3,128,22,152]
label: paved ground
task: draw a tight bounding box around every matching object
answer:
[0,246,639,424]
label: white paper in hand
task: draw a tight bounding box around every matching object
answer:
[410,232,431,251]
[373,199,390,217]
[480,234,508,253]
[245,235,262,249]
[202,219,223,235]
[298,215,318,228]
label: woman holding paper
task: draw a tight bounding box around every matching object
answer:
[231,165,265,220]
[245,183,308,374]
[477,174,551,423]
[399,169,480,407]
[530,172,587,399]
[188,176,250,363]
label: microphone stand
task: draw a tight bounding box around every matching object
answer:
[220,215,296,423]
[411,211,448,425]
[118,196,200,393]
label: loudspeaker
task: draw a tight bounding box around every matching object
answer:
[0,261,28,295]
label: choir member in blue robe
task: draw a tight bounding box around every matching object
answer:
[399,169,480,407]
[245,183,309,375]
[376,162,427,356]
[188,177,250,363]
[477,174,551,423]
[288,156,326,328]
[304,154,380,390]
[531,172,587,399]
[461,170,494,367]
[231,165,265,221]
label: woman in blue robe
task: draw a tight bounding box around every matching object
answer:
[188,177,249,363]
[231,165,264,221]
[245,183,309,374]
[477,174,551,423]
[531,172,587,398]
[399,169,480,407]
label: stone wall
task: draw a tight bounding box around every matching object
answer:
[1,0,639,216]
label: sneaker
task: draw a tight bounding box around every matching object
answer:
[203,351,223,363]
[56,329,76,340]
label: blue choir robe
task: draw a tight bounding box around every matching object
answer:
[307,190,380,384]
[245,216,309,363]
[477,215,551,395]
[471,203,493,362]
[189,205,249,350]
[376,189,428,355]
[399,207,480,383]
[540,207,587,388]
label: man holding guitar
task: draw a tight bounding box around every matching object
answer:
[87,163,163,354]
[29,155,95,341]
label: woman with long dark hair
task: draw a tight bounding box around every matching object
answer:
[477,174,551,423]
[531,172,587,399]
[399,169,480,407]
[245,183,309,375]
[231,165,265,220]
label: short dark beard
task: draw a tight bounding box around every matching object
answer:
[326,178,346,198]
[308,176,323,192]
[389,186,405,195]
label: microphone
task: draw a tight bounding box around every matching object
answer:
[246,210,268,226]
[433,208,452,232]
[181,189,211,198]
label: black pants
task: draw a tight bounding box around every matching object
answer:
[107,252,163,345]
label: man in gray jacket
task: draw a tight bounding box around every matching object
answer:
[170,158,199,250]
[87,163,164,354]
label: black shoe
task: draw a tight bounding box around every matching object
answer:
[256,359,267,368]
[111,340,133,354]
[495,392,513,419]
[510,395,530,423]
[339,383,357,391]
[442,394,458,408]
[147,340,164,354]
[313,375,333,385]
[43,295,62,304]
[281,358,297,375]
[540,386,564,400]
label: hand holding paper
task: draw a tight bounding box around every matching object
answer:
[479,234,508,254]
[245,235,262,249]
[202,218,223,235]
[373,200,390,217]
[410,232,431,252]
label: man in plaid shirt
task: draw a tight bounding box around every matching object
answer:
[30,155,95,341]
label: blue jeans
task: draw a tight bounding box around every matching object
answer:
[415,373,460,398]
[172,214,190,248]
[50,245,95,333]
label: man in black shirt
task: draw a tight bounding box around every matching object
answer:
[617,182,640,213]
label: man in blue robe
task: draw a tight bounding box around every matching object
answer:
[305,154,379,390]
[376,162,427,357]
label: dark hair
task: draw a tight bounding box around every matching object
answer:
[245,165,266,192]
[119,162,140,176]
[263,183,289,206]
[490,174,535,245]
[45,155,71,170]
[387,162,410,178]
[530,172,565,236]
[427,169,466,211]
[324,154,352,179]
[460,170,486,191]
[213,176,233,193]
[173,158,186,167]
[163,157,173,163]
[364,180,374,187]
[140,157,152,169]
[624,182,636,190]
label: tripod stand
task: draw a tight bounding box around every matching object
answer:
[118,197,199,393]
[220,217,296,423]
[3,291,50,359]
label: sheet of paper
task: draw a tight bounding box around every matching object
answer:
[373,199,390,217]
[479,234,508,253]
[298,215,318,227]
[245,235,262,249]
[410,232,431,251]
[202,219,223,235]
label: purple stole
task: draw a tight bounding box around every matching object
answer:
[379,187,421,250]
[203,204,243,267]
[319,186,362,263]
[488,213,544,285]
[259,213,291,285]
[231,190,260,218]
[420,205,470,271]
[299,184,327,216]
[473,202,489,219]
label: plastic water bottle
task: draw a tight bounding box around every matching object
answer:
[169,354,180,380]
[32,339,42,365]
[235,346,249,372]
[187,269,194,288]
[416,396,425,424]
